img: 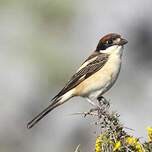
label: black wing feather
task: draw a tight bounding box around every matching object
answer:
[52,53,109,102]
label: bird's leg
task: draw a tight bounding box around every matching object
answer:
[83,97,110,119]
[97,96,110,108]
[85,97,99,107]
[85,98,100,112]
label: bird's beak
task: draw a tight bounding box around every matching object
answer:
[118,38,128,46]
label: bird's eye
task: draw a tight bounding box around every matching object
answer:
[107,39,113,44]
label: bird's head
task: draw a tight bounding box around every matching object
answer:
[96,33,128,54]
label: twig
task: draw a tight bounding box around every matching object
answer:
[71,111,99,117]
[74,144,80,152]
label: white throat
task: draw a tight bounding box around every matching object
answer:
[99,45,123,56]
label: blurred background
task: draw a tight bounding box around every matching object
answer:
[0,0,152,151]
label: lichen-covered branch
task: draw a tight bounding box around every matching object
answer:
[73,100,152,152]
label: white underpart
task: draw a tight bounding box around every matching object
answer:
[88,45,123,100]
[58,90,73,104]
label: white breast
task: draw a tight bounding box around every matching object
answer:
[87,46,123,100]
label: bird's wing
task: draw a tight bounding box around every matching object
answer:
[52,53,109,102]
[27,53,109,129]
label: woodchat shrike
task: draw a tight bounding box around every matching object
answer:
[27,33,128,129]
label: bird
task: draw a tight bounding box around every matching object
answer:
[27,33,128,129]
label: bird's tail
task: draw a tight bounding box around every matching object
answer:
[27,90,73,129]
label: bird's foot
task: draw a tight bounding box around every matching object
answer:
[85,97,110,118]
[85,97,101,108]
[89,107,100,112]
[88,106,102,118]
[97,96,110,109]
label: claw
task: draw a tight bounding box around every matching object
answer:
[97,96,110,108]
